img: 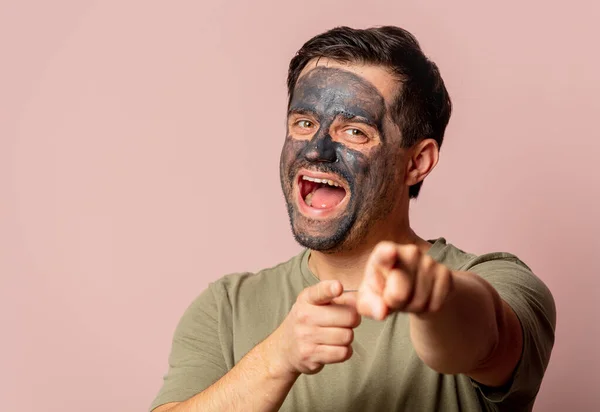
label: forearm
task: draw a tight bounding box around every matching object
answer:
[409,271,503,375]
[165,336,299,412]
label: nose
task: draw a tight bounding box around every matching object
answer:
[303,133,337,163]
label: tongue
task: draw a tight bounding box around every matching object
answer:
[311,186,346,209]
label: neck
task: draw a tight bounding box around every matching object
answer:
[307,213,431,290]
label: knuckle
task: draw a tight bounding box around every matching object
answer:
[439,267,452,281]
[428,301,443,313]
[410,298,428,313]
[307,362,321,373]
[337,345,351,361]
[296,325,311,340]
[345,345,354,360]
[422,256,435,270]
[440,269,454,292]
[436,268,452,287]
[342,329,354,345]
[329,346,343,361]
[298,343,313,360]
[295,306,310,323]
[387,296,406,309]
[348,311,361,327]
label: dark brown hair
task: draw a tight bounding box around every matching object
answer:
[287,26,452,198]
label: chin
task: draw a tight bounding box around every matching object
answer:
[289,211,355,252]
[293,232,341,251]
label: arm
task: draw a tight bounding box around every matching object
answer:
[152,336,299,412]
[151,280,359,412]
[409,270,523,386]
[357,243,522,387]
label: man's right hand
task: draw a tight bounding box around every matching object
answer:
[152,281,361,412]
[268,280,361,376]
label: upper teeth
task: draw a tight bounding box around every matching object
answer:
[302,176,340,187]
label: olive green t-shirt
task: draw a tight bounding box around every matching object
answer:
[150,238,555,411]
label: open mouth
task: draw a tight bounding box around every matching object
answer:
[297,172,348,212]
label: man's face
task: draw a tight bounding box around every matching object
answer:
[280,61,407,252]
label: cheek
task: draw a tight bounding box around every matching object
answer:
[280,137,308,172]
[373,148,395,174]
[337,145,389,178]
[336,146,369,175]
[339,145,402,191]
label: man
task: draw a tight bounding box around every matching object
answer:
[150,26,555,412]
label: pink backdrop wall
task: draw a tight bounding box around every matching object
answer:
[2,1,599,411]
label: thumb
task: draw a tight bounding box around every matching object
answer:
[302,280,343,305]
[332,290,358,307]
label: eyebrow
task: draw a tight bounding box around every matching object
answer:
[288,107,379,129]
[287,107,317,118]
[335,111,378,129]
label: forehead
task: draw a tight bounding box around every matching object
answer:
[291,68,382,117]
[293,68,391,125]
[295,58,400,104]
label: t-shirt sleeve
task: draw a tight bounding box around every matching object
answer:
[467,256,556,411]
[149,283,230,411]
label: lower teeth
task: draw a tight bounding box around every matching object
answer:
[305,192,314,207]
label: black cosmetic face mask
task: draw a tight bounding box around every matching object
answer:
[280,66,405,252]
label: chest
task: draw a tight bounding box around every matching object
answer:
[230,310,482,411]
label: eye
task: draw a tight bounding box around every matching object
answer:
[296,119,314,129]
[344,128,365,137]
[340,127,370,144]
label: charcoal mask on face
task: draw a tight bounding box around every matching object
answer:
[280,66,402,252]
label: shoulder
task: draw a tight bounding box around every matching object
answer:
[429,238,531,273]
[430,237,556,359]
[174,250,306,339]
[430,238,553,306]
[208,251,307,301]
[183,250,309,327]
[431,238,556,406]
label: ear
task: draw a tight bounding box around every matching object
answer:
[404,139,439,188]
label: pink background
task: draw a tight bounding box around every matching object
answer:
[1,1,599,411]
